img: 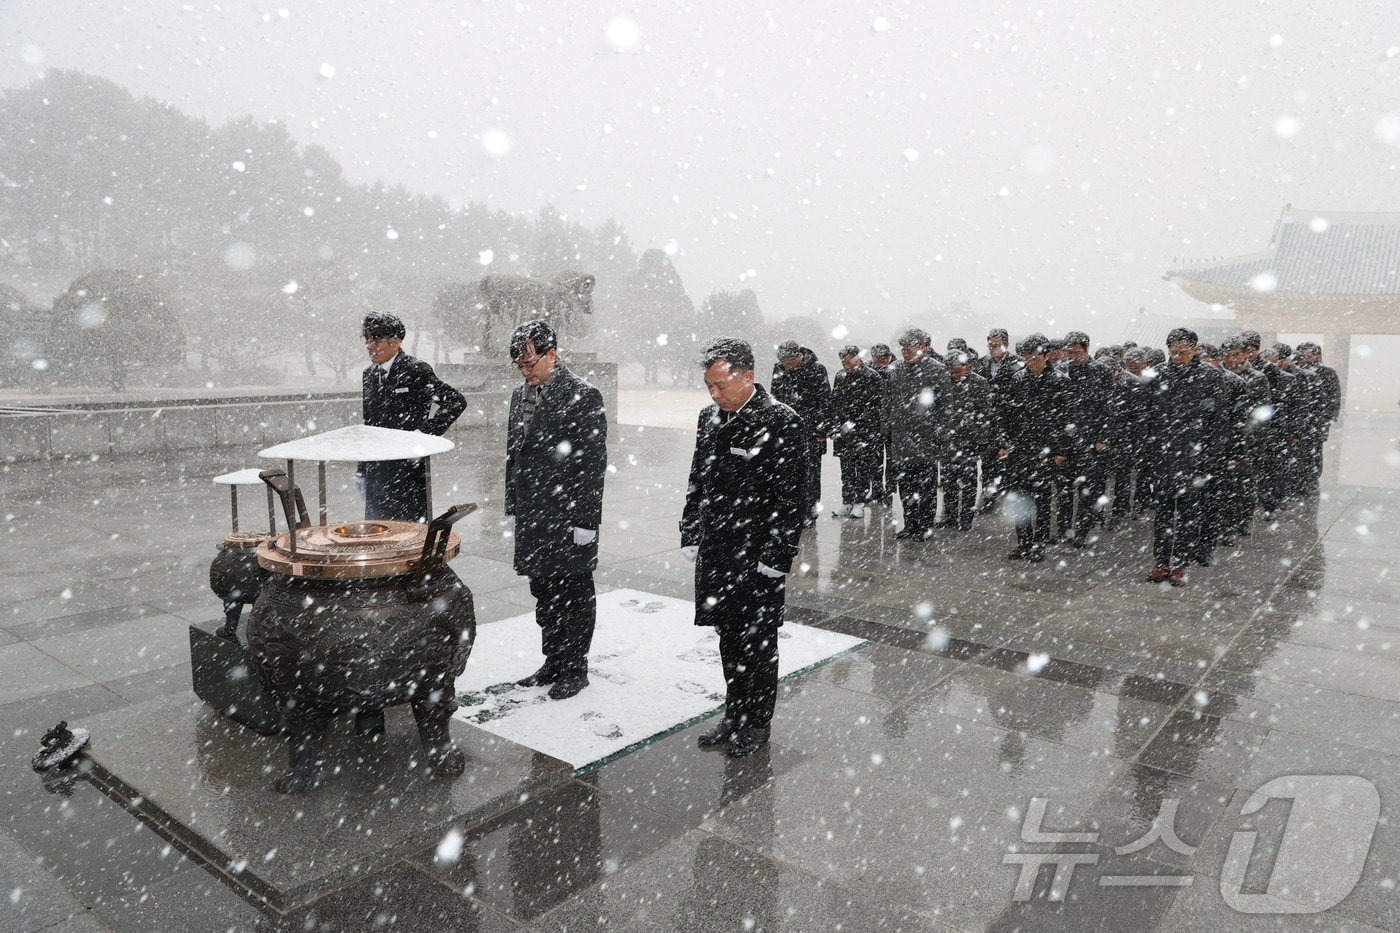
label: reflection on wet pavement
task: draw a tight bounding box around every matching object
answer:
[3,414,1400,930]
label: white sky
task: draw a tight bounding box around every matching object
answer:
[2,0,1397,339]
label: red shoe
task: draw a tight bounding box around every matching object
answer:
[1169,568,1187,587]
[1146,566,1169,583]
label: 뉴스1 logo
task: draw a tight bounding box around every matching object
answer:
[1221,775,1379,914]
[1005,774,1380,914]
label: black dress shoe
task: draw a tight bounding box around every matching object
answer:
[727,726,771,758]
[425,744,466,777]
[697,718,737,747]
[548,672,589,700]
[895,528,920,540]
[516,664,559,688]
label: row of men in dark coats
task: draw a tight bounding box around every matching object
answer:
[769,326,1341,585]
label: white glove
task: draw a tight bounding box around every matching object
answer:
[757,562,784,578]
[354,475,366,499]
[573,527,598,546]
[681,545,698,563]
[502,515,515,537]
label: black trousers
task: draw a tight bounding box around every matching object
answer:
[1062,452,1107,541]
[1196,476,1221,563]
[1290,430,1323,494]
[1307,429,1328,486]
[981,446,1007,504]
[717,605,782,730]
[1282,436,1312,498]
[838,448,879,505]
[364,459,427,523]
[529,574,596,675]
[941,457,979,531]
[1012,474,1054,550]
[1052,461,1074,539]
[1216,462,1254,538]
[801,437,824,517]
[895,459,938,534]
[1109,449,1139,520]
[872,431,893,500]
[1153,485,1205,570]
[1257,438,1289,512]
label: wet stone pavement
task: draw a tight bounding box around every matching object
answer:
[4,414,1400,931]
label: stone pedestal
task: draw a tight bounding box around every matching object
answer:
[189,620,281,736]
[80,694,571,910]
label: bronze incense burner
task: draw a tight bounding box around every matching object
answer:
[246,470,477,793]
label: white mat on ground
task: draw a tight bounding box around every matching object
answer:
[452,587,866,771]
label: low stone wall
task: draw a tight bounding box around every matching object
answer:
[0,357,619,463]
[438,355,618,427]
[0,389,509,463]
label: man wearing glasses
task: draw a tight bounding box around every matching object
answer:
[506,319,609,701]
[358,312,467,523]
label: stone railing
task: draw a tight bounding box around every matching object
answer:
[0,390,500,463]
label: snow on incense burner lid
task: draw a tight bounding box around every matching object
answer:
[259,424,453,462]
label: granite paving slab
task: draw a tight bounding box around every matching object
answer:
[78,692,571,910]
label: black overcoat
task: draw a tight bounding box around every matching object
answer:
[1308,363,1342,424]
[1145,358,1229,501]
[359,351,467,521]
[884,354,951,468]
[828,364,884,456]
[1062,359,1115,458]
[771,347,832,446]
[995,367,1071,486]
[943,372,994,460]
[1108,369,1153,466]
[681,385,806,629]
[505,364,608,577]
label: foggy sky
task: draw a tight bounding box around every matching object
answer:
[2,0,1396,341]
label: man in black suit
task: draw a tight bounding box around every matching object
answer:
[868,343,897,506]
[682,337,806,758]
[506,320,609,701]
[828,345,884,518]
[1059,331,1115,547]
[996,335,1070,562]
[1294,341,1342,490]
[771,340,831,523]
[354,311,467,737]
[975,328,1023,510]
[358,312,467,522]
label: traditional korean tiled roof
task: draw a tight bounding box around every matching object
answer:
[1166,207,1400,295]
[1121,313,1238,351]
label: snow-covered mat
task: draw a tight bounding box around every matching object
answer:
[452,588,866,773]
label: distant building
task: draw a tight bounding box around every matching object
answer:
[1121,310,1238,354]
[1165,205,1400,405]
